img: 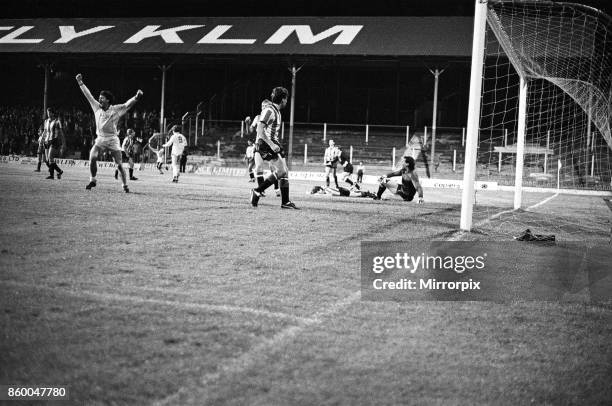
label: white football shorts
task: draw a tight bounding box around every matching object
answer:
[94,136,122,152]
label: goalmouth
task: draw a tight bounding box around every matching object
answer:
[460,0,612,231]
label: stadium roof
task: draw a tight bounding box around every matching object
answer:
[0,17,473,57]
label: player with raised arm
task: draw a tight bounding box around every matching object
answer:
[115,128,138,181]
[249,87,298,209]
[75,73,143,193]
[373,155,424,203]
[162,125,187,183]
[148,142,166,174]
[42,107,65,180]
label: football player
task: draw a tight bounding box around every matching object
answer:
[309,185,375,198]
[115,128,138,181]
[148,143,166,174]
[244,138,256,182]
[246,107,280,196]
[34,124,48,173]
[162,125,187,183]
[373,155,424,203]
[76,73,142,193]
[323,139,340,188]
[335,147,360,190]
[42,107,65,180]
[249,87,298,209]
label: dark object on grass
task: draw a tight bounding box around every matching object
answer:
[514,229,555,242]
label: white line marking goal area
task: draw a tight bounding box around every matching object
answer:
[0,280,313,325]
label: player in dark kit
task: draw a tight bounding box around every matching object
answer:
[249,87,299,209]
[373,155,424,203]
[336,148,360,190]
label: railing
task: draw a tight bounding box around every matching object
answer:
[165,115,612,190]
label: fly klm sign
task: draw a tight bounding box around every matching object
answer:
[0,20,364,54]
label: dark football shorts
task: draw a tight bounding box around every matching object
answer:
[46,145,60,160]
[121,151,134,161]
[337,186,351,196]
[255,139,284,161]
[397,181,417,201]
[44,138,60,148]
[342,162,353,175]
[37,142,45,154]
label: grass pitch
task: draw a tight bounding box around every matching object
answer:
[1,164,611,405]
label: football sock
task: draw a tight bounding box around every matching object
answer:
[376,185,386,199]
[256,173,277,193]
[326,176,330,187]
[90,159,98,178]
[273,178,279,190]
[334,175,339,188]
[279,177,290,204]
[129,168,134,178]
[256,173,264,187]
[37,161,42,171]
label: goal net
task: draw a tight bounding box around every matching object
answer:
[461,0,612,231]
[480,0,611,189]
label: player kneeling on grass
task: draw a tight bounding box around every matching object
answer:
[162,125,187,183]
[76,73,143,193]
[249,87,298,209]
[115,128,138,181]
[374,155,424,203]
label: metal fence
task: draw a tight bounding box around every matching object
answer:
[175,113,611,189]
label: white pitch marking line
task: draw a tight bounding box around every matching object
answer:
[153,291,362,406]
[448,192,559,241]
[0,280,312,324]
[525,192,559,210]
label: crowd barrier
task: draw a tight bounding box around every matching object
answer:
[6,154,611,195]
[1,154,498,190]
